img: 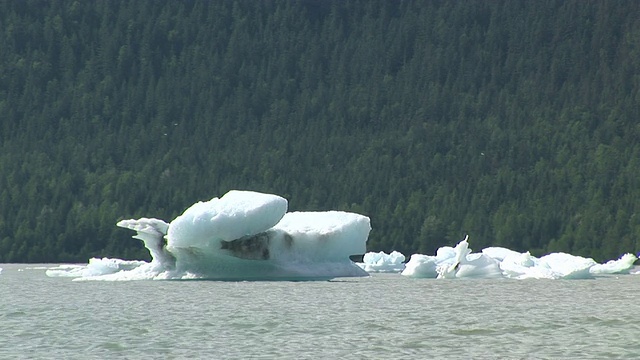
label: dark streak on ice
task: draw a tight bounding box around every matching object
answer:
[221,231,272,260]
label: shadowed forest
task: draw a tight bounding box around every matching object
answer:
[1,1,640,262]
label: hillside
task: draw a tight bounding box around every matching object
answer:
[1,1,639,262]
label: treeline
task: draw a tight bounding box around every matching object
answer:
[1,0,639,263]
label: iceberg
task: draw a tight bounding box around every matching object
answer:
[401,236,637,280]
[47,190,370,281]
[590,253,638,275]
[46,258,147,278]
[497,251,557,279]
[536,252,597,279]
[400,254,439,278]
[434,237,503,279]
[356,251,406,273]
[401,236,503,279]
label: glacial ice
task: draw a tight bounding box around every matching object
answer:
[357,236,638,280]
[46,190,370,281]
[356,251,406,273]
[42,189,637,281]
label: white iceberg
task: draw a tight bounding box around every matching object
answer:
[402,244,459,278]
[356,251,406,273]
[482,246,525,262]
[590,253,638,275]
[498,251,630,279]
[401,236,493,279]
[537,252,597,279]
[401,236,637,280]
[46,258,147,278]
[435,237,503,279]
[47,190,370,281]
[400,254,439,278]
[497,251,556,279]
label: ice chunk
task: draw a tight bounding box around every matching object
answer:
[46,258,146,278]
[117,218,173,268]
[590,253,638,275]
[482,247,524,262]
[402,236,500,279]
[357,251,406,273]
[52,190,370,281]
[498,251,556,279]
[537,253,597,279]
[401,236,634,280]
[436,238,502,279]
[167,190,288,248]
[401,254,439,278]
[270,211,370,262]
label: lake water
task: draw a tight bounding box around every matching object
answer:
[1,264,639,359]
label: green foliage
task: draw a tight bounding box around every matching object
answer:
[1,1,639,263]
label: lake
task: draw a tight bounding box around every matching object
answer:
[1,264,639,359]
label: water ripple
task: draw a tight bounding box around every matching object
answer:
[2,267,640,359]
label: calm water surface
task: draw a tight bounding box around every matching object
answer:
[1,264,639,359]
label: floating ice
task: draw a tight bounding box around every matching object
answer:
[401,236,637,280]
[168,190,288,249]
[46,258,147,278]
[400,254,438,278]
[497,251,555,279]
[47,190,370,281]
[402,238,502,279]
[42,189,635,281]
[481,247,524,262]
[434,237,503,279]
[590,253,639,275]
[537,253,597,279]
[356,251,406,273]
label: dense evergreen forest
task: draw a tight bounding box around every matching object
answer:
[1,0,640,263]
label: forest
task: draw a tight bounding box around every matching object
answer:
[1,0,640,263]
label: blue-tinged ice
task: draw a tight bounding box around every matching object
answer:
[356,251,406,273]
[433,237,503,279]
[46,190,370,281]
[46,258,147,278]
[590,253,638,275]
[398,236,637,279]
